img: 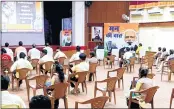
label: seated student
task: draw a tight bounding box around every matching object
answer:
[45,62,68,108]
[88,51,98,81]
[125,67,153,108]
[156,47,168,69]
[157,49,174,72]
[69,46,81,62]
[70,53,89,94]
[38,49,54,74]
[4,42,14,61]
[154,47,162,60]
[1,75,26,108]
[130,47,136,57]
[29,95,51,109]
[54,46,67,60]
[15,41,27,60]
[123,47,133,65]
[28,44,41,60]
[10,52,33,87]
[43,43,53,57]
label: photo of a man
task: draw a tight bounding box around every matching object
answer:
[92,26,103,41]
[123,29,137,47]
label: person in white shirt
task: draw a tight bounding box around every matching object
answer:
[28,44,41,60]
[54,47,67,60]
[120,47,133,66]
[10,52,33,87]
[156,47,168,69]
[38,49,54,74]
[15,41,27,60]
[157,49,174,72]
[43,43,53,57]
[1,75,26,108]
[4,42,14,61]
[69,46,81,62]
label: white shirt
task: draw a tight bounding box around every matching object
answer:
[139,46,146,58]
[123,51,133,60]
[43,46,53,57]
[15,46,27,60]
[72,61,89,72]
[54,50,67,59]
[160,51,168,58]
[69,52,81,62]
[2,91,26,108]
[10,58,33,72]
[28,48,41,60]
[4,47,14,61]
[39,55,54,64]
[166,54,174,61]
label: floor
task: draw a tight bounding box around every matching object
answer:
[8,62,174,108]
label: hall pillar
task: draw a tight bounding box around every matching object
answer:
[72,1,85,46]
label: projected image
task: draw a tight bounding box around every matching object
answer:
[2,1,43,32]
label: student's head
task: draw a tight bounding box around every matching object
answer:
[5,42,9,47]
[19,41,23,46]
[139,67,148,78]
[29,95,51,109]
[162,47,166,52]
[1,75,10,91]
[19,52,26,59]
[90,51,95,58]
[79,53,86,61]
[32,44,36,48]
[55,61,65,83]
[76,46,81,52]
[56,46,61,52]
[169,49,174,55]
[45,43,49,46]
[1,48,7,54]
[158,47,162,51]
[126,47,130,52]
[131,47,134,51]
[42,49,47,56]
[139,43,142,47]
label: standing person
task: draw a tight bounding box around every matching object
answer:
[29,95,51,109]
[69,46,81,62]
[43,43,53,57]
[10,52,33,87]
[70,53,89,94]
[1,75,26,108]
[4,42,14,61]
[54,47,67,60]
[28,44,41,60]
[15,41,27,60]
[38,49,54,74]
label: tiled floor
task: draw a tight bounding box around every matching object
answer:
[8,63,174,108]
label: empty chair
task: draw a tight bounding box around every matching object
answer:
[94,77,119,104]
[89,63,98,81]
[75,96,109,109]
[40,61,54,76]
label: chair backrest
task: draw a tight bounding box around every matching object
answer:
[63,65,69,74]
[58,57,66,65]
[89,63,98,73]
[76,71,88,83]
[31,59,39,67]
[169,63,174,73]
[47,82,69,99]
[171,88,174,99]
[78,96,109,109]
[1,104,20,108]
[129,57,136,65]
[69,60,81,65]
[43,61,54,71]
[16,68,30,80]
[147,58,154,68]
[33,75,49,88]
[108,55,116,62]
[144,86,159,103]
[116,67,126,79]
[104,77,118,91]
[147,73,155,79]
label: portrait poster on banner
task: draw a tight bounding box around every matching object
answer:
[61,30,72,46]
[91,26,103,41]
[104,23,139,56]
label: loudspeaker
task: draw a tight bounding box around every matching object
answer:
[85,1,92,7]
